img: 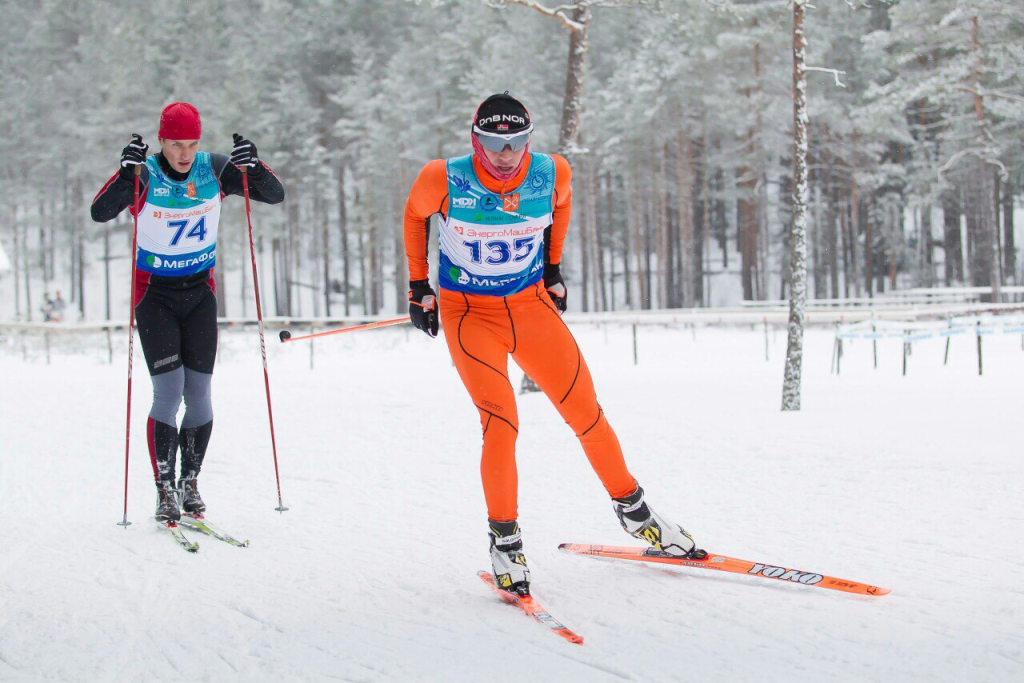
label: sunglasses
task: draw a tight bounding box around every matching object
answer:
[473,124,533,153]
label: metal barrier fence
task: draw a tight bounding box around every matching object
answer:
[832,311,1024,376]
[5,302,1024,372]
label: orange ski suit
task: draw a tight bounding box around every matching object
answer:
[404,153,635,521]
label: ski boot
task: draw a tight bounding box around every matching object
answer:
[179,475,206,517]
[489,520,531,596]
[155,481,181,524]
[613,484,707,559]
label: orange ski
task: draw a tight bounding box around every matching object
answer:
[478,572,584,645]
[559,544,890,597]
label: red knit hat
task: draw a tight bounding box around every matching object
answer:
[158,102,202,140]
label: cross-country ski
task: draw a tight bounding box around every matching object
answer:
[558,544,890,597]
[178,515,250,548]
[159,521,199,553]
[478,571,583,645]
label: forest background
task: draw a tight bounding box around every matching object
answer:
[1,0,1022,321]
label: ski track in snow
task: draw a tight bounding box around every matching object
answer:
[1,324,1022,682]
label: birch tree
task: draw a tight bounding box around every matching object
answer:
[781,0,809,412]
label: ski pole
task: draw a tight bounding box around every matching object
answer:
[241,167,288,513]
[118,157,142,528]
[279,316,410,343]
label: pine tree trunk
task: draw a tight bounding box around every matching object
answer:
[394,167,408,315]
[1004,176,1015,284]
[558,6,590,161]
[735,36,759,301]
[676,129,695,307]
[865,202,874,297]
[921,205,935,287]
[24,224,33,322]
[321,174,331,317]
[849,136,862,297]
[271,237,281,316]
[605,170,617,311]
[657,146,671,308]
[75,183,85,320]
[629,165,647,309]
[840,199,851,298]
[700,122,712,306]
[272,238,284,317]
[738,161,757,301]
[970,15,1001,302]
[368,211,380,315]
[589,158,607,312]
[104,222,111,321]
[310,191,322,318]
[995,172,1003,285]
[68,181,77,307]
[825,147,839,299]
[965,167,993,291]
[13,206,22,319]
[579,158,591,312]
[782,0,809,412]
[643,189,653,309]
[214,264,227,317]
[47,197,57,283]
[38,201,46,279]
[715,162,728,269]
[287,196,300,316]
[624,170,636,309]
[754,39,769,301]
[337,162,351,316]
[810,176,823,299]
[241,232,248,318]
[942,190,963,284]
[357,226,368,315]
[622,180,632,309]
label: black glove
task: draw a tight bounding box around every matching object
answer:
[544,263,567,314]
[230,133,259,169]
[408,279,438,338]
[119,134,148,180]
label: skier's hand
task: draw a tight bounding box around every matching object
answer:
[544,263,567,314]
[408,280,439,338]
[119,134,148,180]
[230,133,260,169]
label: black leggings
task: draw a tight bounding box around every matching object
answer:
[136,270,218,377]
[135,269,217,485]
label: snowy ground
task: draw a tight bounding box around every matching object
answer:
[1,322,1022,682]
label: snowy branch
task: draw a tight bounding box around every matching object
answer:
[949,84,1024,106]
[806,66,847,88]
[485,0,656,32]
[937,147,1008,183]
[485,0,585,32]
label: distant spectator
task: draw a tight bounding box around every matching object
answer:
[40,293,54,322]
[51,291,66,323]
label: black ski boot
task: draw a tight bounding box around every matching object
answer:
[155,482,181,524]
[489,520,531,596]
[179,475,206,517]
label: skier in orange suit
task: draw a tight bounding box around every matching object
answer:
[403,93,705,594]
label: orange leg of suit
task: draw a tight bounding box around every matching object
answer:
[441,282,636,522]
